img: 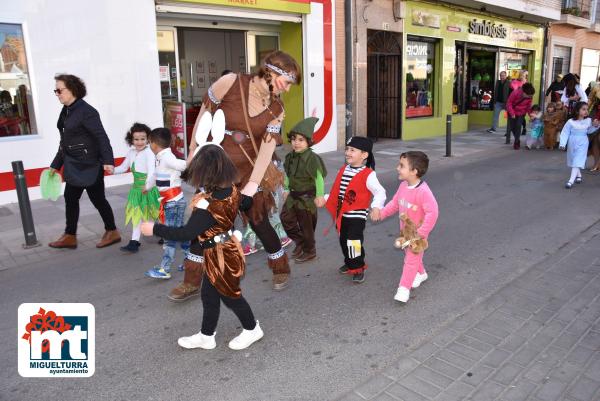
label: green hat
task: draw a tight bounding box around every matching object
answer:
[289,117,319,140]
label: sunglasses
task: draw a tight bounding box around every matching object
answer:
[53,88,67,95]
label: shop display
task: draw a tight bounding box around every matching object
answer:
[467,50,495,111]
[406,39,435,118]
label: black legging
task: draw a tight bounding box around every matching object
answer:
[64,168,116,235]
[248,213,282,254]
[200,275,256,336]
[509,116,525,144]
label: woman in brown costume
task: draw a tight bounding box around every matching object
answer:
[142,144,263,350]
[184,51,301,293]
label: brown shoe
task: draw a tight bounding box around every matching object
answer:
[168,282,200,302]
[96,230,121,248]
[272,273,289,291]
[295,250,317,264]
[48,233,77,249]
[291,245,303,259]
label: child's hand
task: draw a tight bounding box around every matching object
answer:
[593,119,600,127]
[314,196,326,208]
[282,191,289,203]
[370,207,381,222]
[140,222,155,236]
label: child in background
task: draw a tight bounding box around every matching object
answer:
[526,105,544,150]
[543,102,562,150]
[113,123,160,253]
[322,137,386,284]
[280,117,327,263]
[145,128,190,279]
[559,101,600,189]
[373,151,439,303]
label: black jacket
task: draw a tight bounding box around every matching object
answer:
[50,99,114,169]
[494,79,511,103]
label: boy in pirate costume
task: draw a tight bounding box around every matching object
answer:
[323,137,386,283]
[280,117,327,263]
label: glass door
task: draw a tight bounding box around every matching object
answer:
[157,26,181,102]
[246,32,279,73]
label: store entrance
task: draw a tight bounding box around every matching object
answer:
[367,30,402,140]
[467,49,496,111]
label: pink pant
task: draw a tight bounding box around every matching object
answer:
[399,249,426,289]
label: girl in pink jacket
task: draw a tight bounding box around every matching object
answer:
[371,151,439,303]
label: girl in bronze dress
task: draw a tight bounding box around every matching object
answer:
[141,144,263,350]
[185,51,302,292]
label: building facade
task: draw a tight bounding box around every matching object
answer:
[349,0,561,140]
[0,0,340,205]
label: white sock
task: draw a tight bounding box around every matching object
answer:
[131,223,141,242]
[568,168,580,184]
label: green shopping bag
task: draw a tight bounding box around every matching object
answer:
[40,169,63,201]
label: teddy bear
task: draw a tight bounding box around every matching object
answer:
[393,213,428,253]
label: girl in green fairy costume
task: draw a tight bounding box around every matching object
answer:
[114,123,160,253]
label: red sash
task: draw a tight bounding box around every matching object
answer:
[158,187,183,223]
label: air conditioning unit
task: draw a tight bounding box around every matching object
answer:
[393,0,406,21]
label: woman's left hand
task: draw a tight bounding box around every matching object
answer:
[103,165,114,174]
[140,222,154,236]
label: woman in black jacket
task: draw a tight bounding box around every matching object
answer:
[48,74,121,249]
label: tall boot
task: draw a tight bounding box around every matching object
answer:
[168,258,203,302]
[267,250,290,291]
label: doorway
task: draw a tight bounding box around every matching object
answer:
[367,30,402,140]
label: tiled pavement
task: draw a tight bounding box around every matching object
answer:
[0,128,504,271]
[338,222,600,401]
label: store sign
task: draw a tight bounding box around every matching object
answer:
[164,101,187,160]
[406,43,429,57]
[178,0,310,14]
[468,19,508,39]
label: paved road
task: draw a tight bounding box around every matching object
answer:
[1,137,600,401]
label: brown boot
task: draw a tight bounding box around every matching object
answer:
[295,250,317,264]
[48,233,77,249]
[291,245,303,259]
[96,230,121,248]
[168,259,203,302]
[272,273,289,291]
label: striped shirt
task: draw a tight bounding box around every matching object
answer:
[338,164,387,220]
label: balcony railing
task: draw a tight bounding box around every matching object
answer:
[562,0,593,19]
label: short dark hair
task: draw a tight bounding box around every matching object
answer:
[531,104,541,112]
[182,145,238,191]
[54,74,87,98]
[221,69,233,77]
[288,132,313,146]
[125,122,152,146]
[522,83,535,96]
[148,127,172,149]
[400,151,429,178]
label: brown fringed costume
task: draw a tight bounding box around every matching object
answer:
[200,73,290,279]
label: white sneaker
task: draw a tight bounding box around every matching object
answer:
[412,272,428,288]
[228,321,264,350]
[177,331,216,350]
[394,287,410,303]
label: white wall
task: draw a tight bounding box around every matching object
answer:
[0,0,163,204]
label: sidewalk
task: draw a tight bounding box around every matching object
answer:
[338,222,600,401]
[0,128,503,271]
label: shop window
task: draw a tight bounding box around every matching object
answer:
[580,48,600,89]
[552,45,571,78]
[499,51,529,81]
[467,50,495,111]
[0,23,36,138]
[405,38,435,118]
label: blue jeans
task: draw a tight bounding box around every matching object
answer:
[160,198,190,269]
[492,102,505,131]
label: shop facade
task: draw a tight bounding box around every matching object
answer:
[356,1,545,141]
[0,0,337,205]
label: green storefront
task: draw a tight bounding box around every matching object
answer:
[402,2,544,139]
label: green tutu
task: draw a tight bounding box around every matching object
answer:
[125,163,160,227]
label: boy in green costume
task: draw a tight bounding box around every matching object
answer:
[280,117,327,263]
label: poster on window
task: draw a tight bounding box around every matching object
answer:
[163,101,187,160]
[405,40,435,118]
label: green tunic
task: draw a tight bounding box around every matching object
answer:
[283,148,327,212]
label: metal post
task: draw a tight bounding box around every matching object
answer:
[445,114,452,157]
[11,161,40,249]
